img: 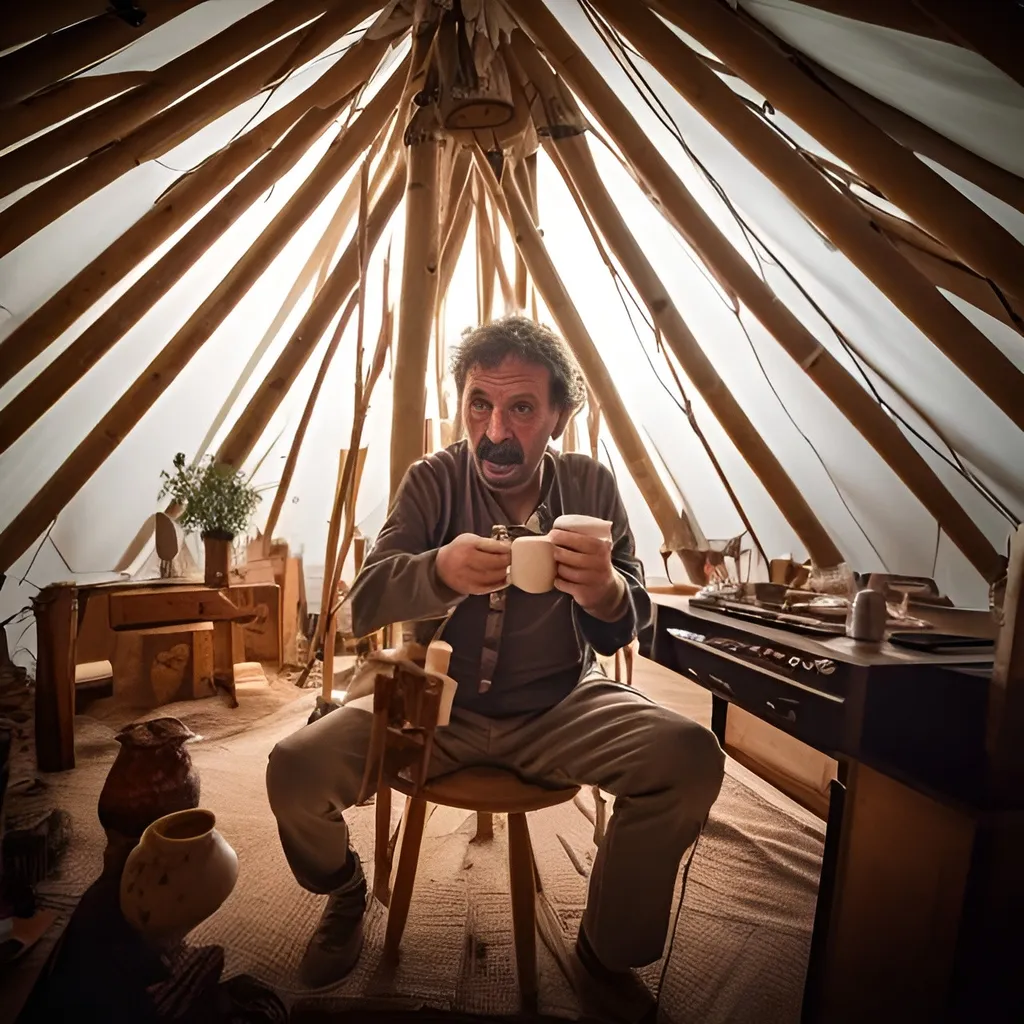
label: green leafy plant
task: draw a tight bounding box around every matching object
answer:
[158,453,261,540]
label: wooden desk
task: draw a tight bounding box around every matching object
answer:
[32,578,279,772]
[648,595,1024,1024]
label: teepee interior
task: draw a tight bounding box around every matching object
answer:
[1,2,1023,1023]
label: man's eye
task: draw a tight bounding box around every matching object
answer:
[470,399,489,413]
[512,403,532,415]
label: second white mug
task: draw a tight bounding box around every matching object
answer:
[509,535,556,593]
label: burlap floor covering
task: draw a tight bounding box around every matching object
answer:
[2,660,824,1023]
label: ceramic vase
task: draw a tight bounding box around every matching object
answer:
[98,718,200,874]
[120,808,238,948]
[202,533,232,588]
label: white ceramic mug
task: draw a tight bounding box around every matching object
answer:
[509,534,556,593]
[552,514,613,542]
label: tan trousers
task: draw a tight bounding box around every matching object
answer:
[266,675,725,971]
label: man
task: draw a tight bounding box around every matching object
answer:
[266,316,725,1003]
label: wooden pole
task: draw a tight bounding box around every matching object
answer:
[551,132,843,568]
[649,0,1024,301]
[316,303,396,679]
[0,1,110,51]
[389,106,444,501]
[911,0,1024,91]
[1,72,151,152]
[194,112,401,467]
[849,195,1020,329]
[0,57,403,454]
[0,0,202,108]
[0,67,407,576]
[0,2,392,257]
[439,151,474,274]
[474,181,516,312]
[111,115,399,575]
[0,37,393,386]
[803,62,1024,217]
[506,11,1004,584]
[594,0,1024,429]
[260,159,378,561]
[0,105,344,454]
[318,115,403,295]
[477,149,706,580]
[331,312,394,609]
[524,151,540,316]
[513,156,538,311]
[0,30,303,223]
[261,292,360,547]
[436,174,476,312]
[987,526,1024,801]
[476,186,497,323]
[0,0,340,204]
[216,168,405,470]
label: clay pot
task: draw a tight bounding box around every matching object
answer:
[202,532,233,588]
[120,808,238,947]
[98,717,200,845]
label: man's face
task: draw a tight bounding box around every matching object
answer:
[462,356,568,492]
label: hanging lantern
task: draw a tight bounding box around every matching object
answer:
[436,7,515,130]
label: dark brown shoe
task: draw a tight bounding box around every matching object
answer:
[298,851,367,988]
[572,928,658,1023]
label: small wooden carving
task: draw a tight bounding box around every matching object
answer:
[114,623,215,708]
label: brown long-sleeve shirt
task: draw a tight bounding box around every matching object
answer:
[349,440,651,717]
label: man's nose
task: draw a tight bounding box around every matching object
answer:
[486,407,511,442]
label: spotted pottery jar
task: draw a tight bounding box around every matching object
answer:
[120,808,238,948]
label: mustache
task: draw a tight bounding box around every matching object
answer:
[477,435,524,465]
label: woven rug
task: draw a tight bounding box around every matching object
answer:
[2,660,824,1023]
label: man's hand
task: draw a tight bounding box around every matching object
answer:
[549,528,627,621]
[435,533,511,596]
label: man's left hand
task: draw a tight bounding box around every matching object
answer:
[549,528,627,621]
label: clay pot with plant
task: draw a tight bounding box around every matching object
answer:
[158,453,260,588]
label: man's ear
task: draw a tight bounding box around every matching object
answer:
[550,406,572,440]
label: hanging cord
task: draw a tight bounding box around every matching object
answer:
[152,33,363,175]
[611,270,770,567]
[654,325,770,568]
[580,0,1020,536]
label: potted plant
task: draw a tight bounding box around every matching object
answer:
[158,453,261,588]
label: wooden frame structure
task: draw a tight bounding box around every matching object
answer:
[1,0,1019,714]
[4,8,1023,1023]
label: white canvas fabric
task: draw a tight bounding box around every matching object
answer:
[1,0,1021,664]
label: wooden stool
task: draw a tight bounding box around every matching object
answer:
[383,767,579,1009]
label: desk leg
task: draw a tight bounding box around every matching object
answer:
[711,693,728,746]
[801,777,846,1024]
[805,762,980,1023]
[33,587,78,772]
[212,621,244,706]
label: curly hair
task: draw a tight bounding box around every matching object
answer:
[449,315,586,412]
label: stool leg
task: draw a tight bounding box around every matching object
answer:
[474,811,493,841]
[383,795,428,963]
[373,783,393,906]
[507,812,538,1011]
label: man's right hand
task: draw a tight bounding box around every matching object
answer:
[435,533,511,596]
